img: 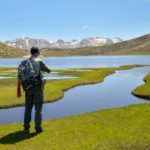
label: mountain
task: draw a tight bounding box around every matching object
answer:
[40,34,150,56]
[111,37,123,43]
[4,37,123,50]
[0,43,27,57]
[92,34,150,55]
[50,39,80,49]
[5,37,52,50]
[0,34,150,57]
[80,37,113,47]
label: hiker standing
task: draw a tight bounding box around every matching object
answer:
[18,47,51,133]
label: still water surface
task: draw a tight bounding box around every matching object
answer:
[0,56,150,69]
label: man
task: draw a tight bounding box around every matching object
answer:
[23,47,51,133]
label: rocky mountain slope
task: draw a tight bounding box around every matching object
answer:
[40,34,150,56]
[0,43,27,57]
[1,34,150,57]
[4,37,123,50]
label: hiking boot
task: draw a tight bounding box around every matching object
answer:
[23,128,30,133]
[36,129,43,134]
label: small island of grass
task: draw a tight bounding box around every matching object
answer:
[132,74,150,100]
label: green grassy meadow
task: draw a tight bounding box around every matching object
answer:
[1,104,150,150]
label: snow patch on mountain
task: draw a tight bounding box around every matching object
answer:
[4,36,123,50]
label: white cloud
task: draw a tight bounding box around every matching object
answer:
[81,25,89,30]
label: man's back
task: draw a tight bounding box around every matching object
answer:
[23,47,51,133]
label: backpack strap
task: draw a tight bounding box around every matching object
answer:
[28,57,36,63]
[28,57,42,79]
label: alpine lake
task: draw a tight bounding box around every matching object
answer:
[0,55,150,124]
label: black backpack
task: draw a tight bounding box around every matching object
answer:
[18,58,42,90]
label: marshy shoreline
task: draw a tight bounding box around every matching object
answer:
[1,65,150,149]
[0,64,146,109]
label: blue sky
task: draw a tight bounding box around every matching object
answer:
[0,0,150,42]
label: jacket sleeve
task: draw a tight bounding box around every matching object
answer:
[39,61,51,73]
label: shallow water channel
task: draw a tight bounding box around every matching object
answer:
[0,66,150,125]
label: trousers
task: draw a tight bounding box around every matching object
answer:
[24,84,43,130]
